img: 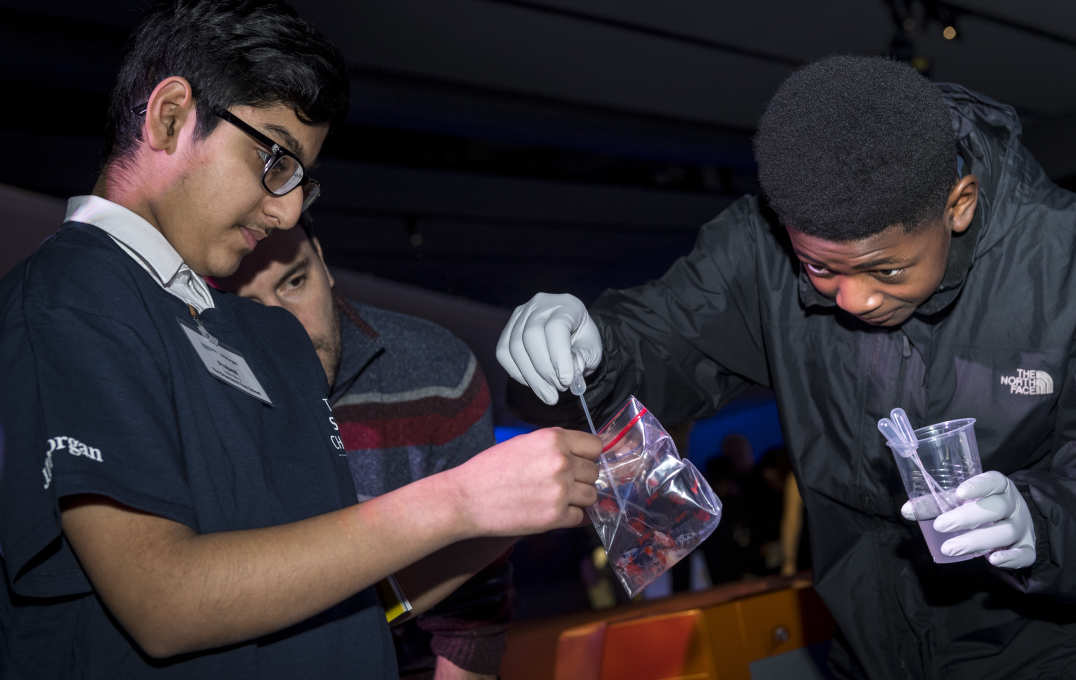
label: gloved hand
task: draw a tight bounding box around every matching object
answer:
[496,293,603,405]
[900,470,1036,568]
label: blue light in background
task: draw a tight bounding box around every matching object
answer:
[686,397,784,466]
[495,395,784,467]
[494,425,535,443]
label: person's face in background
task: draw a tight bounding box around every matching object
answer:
[218,225,342,385]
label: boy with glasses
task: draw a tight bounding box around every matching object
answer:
[0,2,601,678]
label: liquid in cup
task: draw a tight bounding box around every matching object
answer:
[912,488,987,563]
[889,418,990,564]
[916,520,984,564]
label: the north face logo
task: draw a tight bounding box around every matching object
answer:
[1000,369,1054,395]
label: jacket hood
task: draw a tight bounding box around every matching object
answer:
[940,82,1025,259]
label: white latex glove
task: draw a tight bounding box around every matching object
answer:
[900,470,1036,569]
[496,293,603,405]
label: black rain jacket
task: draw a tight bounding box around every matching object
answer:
[581,84,1076,679]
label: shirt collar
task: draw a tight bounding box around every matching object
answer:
[65,195,215,311]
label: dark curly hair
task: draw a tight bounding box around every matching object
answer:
[105,0,349,164]
[754,55,956,241]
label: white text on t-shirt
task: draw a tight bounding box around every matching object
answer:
[42,435,103,489]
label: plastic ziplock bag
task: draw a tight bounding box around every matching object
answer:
[587,396,722,597]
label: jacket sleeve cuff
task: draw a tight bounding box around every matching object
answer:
[429,628,508,675]
[1020,480,1052,574]
[995,480,1054,591]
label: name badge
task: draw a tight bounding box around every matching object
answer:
[178,320,273,405]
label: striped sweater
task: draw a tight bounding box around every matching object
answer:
[330,296,512,676]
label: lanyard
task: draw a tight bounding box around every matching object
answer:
[188,303,217,344]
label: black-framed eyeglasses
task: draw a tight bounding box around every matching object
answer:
[214,109,319,212]
[132,103,320,212]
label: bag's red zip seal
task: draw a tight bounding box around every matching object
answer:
[601,406,648,453]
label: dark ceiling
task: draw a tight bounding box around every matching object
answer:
[4,0,1076,309]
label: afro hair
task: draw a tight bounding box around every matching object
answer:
[754,55,956,242]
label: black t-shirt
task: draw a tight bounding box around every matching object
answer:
[0,222,397,678]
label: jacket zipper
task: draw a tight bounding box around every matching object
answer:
[894,330,915,677]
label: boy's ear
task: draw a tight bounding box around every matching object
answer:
[946,175,978,235]
[143,76,196,154]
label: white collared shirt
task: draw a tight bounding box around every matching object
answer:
[65,195,215,312]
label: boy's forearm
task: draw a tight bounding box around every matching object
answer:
[61,471,468,658]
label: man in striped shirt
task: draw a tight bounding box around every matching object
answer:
[219,221,510,680]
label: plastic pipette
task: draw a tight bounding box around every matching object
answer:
[571,363,625,543]
[890,408,918,447]
[876,411,953,514]
[570,368,597,434]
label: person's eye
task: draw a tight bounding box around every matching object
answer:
[283,274,306,291]
[255,148,271,165]
[874,268,906,282]
[267,161,288,179]
[802,262,831,276]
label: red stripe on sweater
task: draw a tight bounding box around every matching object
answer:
[335,371,485,421]
[338,371,491,450]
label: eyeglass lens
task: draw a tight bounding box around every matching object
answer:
[264,154,303,194]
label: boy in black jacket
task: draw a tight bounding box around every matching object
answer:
[498,56,1076,679]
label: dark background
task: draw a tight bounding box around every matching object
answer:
[5,0,1076,623]
[5,0,1076,311]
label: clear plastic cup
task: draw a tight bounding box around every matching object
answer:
[887,418,989,564]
